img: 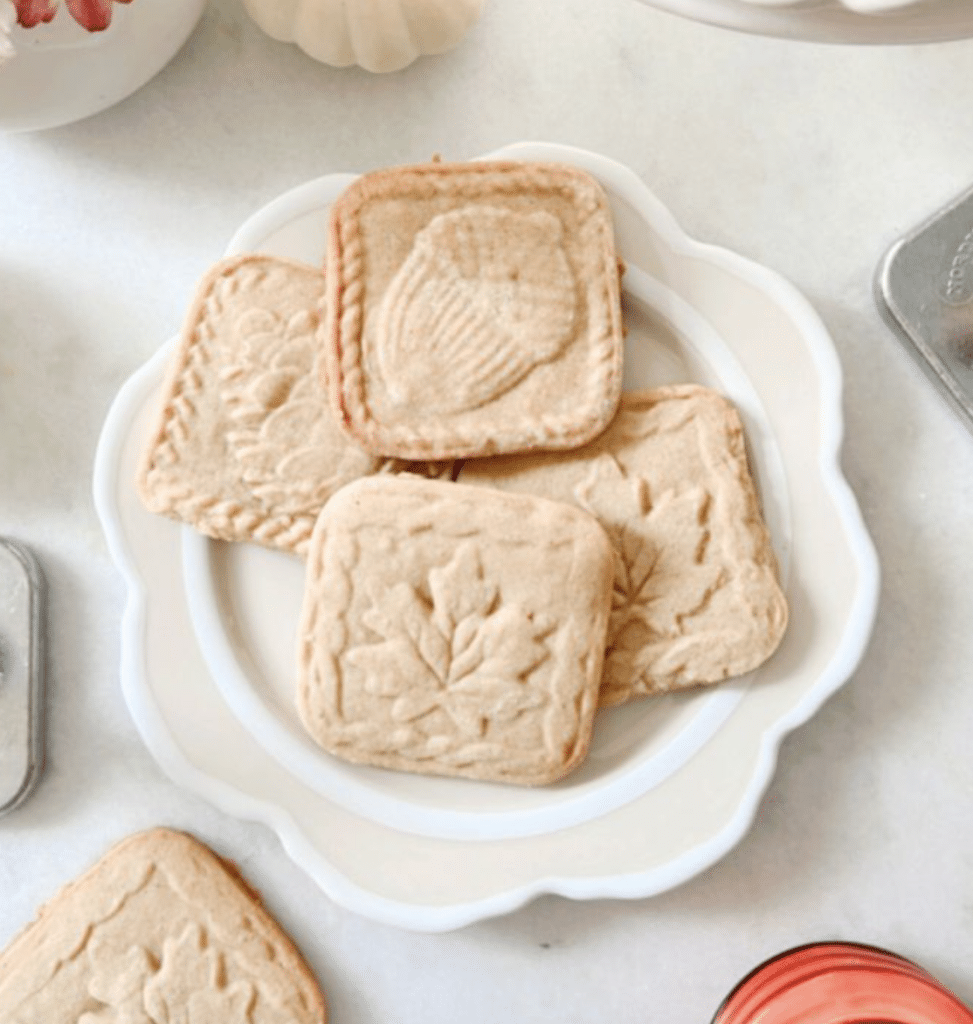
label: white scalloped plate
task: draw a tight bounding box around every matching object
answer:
[94,143,879,931]
[635,0,973,43]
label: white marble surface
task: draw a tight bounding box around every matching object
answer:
[2,0,973,1020]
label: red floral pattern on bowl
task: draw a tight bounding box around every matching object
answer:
[14,0,132,32]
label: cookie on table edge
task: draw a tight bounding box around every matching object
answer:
[297,475,616,785]
[0,827,327,1024]
[324,159,624,460]
[460,384,789,706]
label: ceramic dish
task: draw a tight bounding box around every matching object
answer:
[0,0,204,133]
[94,142,879,931]
[635,0,973,43]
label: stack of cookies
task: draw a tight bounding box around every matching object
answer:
[138,159,788,788]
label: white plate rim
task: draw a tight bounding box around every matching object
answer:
[93,141,880,930]
[633,0,973,44]
[723,0,920,13]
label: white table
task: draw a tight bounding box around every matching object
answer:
[2,1,973,1020]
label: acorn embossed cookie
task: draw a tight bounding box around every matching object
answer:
[0,828,327,1024]
[324,160,624,460]
[460,385,789,706]
[296,475,616,785]
[137,255,386,556]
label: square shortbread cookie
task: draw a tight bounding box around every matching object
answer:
[460,385,789,706]
[324,160,624,460]
[296,475,615,785]
[137,255,443,556]
[0,828,327,1024]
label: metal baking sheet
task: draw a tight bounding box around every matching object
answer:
[0,539,45,816]
[877,183,973,434]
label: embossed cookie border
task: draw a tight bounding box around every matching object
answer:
[136,254,330,554]
[324,160,625,460]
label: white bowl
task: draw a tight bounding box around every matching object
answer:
[0,0,204,132]
[94,143,879,931]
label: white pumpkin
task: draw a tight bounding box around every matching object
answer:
[241,0,485,74]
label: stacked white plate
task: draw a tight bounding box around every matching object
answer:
[635,0,973,43]
[95,143,879,931]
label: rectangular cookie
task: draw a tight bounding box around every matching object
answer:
[296,475,615,785]
[324,160,624,460]
[0,828,327,1024]
[137,255,446,556]
[459,385,788,706]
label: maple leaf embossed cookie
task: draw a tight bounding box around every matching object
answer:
[137,255,396,556]
[297,475,616,785]
[460,385,789,706]
[0,828,327,1024]
[324,160,624,460]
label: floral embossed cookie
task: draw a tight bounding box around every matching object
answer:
[0,828,327,1024]
[460,385,789,706]
[324,160,624,460]
[296,475,616,785]
[137,255,438,557]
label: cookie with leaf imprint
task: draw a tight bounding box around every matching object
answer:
[137,255,452,557]
[459,385,789,706]
[297,474,616,785]
[0,828,327,1024]
[324,159,625,460]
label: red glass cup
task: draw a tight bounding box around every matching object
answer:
[712,942,973,1024]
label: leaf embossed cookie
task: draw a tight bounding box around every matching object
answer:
[296,475,616,785]
[325,160,625,460]
[460,385,789,706]
[137,255,388,556]
[0,828,327,1024]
